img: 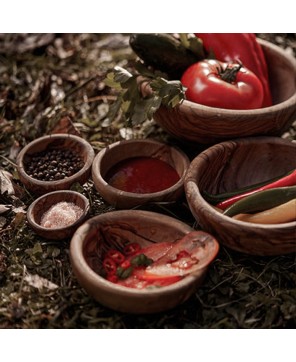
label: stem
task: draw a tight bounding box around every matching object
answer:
[218,63,242,83]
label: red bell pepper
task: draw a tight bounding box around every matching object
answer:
[195,33,272,107]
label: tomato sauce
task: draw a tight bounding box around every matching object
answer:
[105,156,180,193]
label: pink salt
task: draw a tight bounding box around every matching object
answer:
[40,201,83,229]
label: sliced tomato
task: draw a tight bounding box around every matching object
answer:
[144,231,219,277]
[135,241,173,261]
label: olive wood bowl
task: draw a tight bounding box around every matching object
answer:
[69,210,219,314]
[17,134,95,195]
[185,136,296,256]
[92,139,190,209]
[152,39,296,144]
[27,190,90,240]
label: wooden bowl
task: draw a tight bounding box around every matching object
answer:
[17,134,95,195]
[184,136,296,256]
[153,39,296,144]
[69,210,219,314]
[92,139,190,209]
[27,190,90,240]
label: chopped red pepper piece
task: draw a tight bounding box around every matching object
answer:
[120,259,132,269]
[123,242,141,256]
[106,249,125,264]
[102,257,117,275]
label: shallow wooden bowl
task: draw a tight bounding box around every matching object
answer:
[27,190,90,240]
[153,39,296,144]
[69,210,219,314]
[185,136,296,256]
[92,139,190,209]
[17,134,95,195]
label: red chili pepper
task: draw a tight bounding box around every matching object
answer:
[217,169,296,210]
[123,242,141,256]
[195,33,272,107]
[106,274,119,283]
[120,259,131,269]
[102,257,117,275]
[106,249,125,265]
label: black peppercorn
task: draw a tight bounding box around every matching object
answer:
[25,148,84,181]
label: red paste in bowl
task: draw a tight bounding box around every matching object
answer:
[105,156,180,193]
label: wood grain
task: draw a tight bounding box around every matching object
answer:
[153,39,296,144]
[92,139,190,209]
[185,136,296,256]
[17,134,95,195]
[70,210,219,314]
[27,190,89,240]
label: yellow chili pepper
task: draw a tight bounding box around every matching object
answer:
[233,199,296,224]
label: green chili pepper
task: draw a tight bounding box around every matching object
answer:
[116,266,133,279]
[203,170,292,204]
[223,185,296,217]
[203,168,294,204]
[131,253,153,267]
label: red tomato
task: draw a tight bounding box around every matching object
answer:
[181,59,264,110]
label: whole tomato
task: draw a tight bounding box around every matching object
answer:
[181,59,264,110]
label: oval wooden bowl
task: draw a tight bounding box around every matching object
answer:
[92,139,190,209]
[153,39,296,144]
[70,210,219,314]
[17,134,95,195]
[185,136,296,256]
[27,190,90,240]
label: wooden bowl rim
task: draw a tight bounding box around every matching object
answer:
[164,38,296,115]
[17,133,95,187]
[92,138,190,199]
[70,209,217,297]
[185,136,296,230]
[27,190,90,232]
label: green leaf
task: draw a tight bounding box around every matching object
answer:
[104,63,186,127]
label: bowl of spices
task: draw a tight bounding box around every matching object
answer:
[27,190,90,240]
[184,136,296,256]
[70,209,219,314]
[16,134,95,195]
[92,139,190,209]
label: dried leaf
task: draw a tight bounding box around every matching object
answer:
[0,169,15,195]
[50,116,81,136]
[24,273,59,291]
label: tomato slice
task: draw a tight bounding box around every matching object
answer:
[136,242,173,261]
[144,231,219,277]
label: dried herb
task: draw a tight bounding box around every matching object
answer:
[104,62,186,127]
[0,34,295,329]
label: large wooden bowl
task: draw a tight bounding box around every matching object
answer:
[27,190,90,240]
[17,134,95,195]
[184,136,296,256]
[153,39,296,144]
[69,210,219,314]
[92,139,190,209]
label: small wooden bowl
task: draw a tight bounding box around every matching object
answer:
[153,39,296,144]
[92,139,190,209]
[27,190,90,240]
[70,210,219,314]
[185,136,296,256]
[17,134,95,195]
